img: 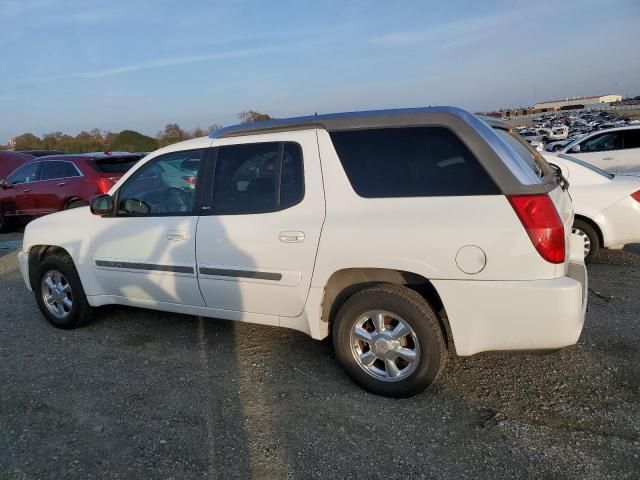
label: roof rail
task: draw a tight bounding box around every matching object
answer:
[209,106,475,139]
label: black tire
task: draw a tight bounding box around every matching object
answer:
[34,253,93,329]
[0,213,6,233]
[552,144,563,152]
[332,284,447,398]
[573,219,600,263]
[65,200,87,210]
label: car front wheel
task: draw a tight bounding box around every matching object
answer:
[34,253,93,329]
[332,284,447,398]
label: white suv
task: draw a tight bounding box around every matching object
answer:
[18,107,588,397]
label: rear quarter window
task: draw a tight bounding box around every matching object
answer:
[329,127,499,198]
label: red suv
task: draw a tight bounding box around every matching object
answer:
[0,153,143,231]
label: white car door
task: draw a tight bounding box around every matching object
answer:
[569,131,623,173]
[618,128,640,174]
[196,131,325,321]
[91,148,209,306]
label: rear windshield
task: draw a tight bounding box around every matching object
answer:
[494,128,554,179]
[92,156,141,174]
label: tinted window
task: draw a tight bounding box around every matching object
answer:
[581,132,623,152]
[212,142,304,214]
[330,127,499,198]
[117,149,204,215]
[93,157,141,174]
[41,161,80,180]
[8,162,40,184]
[623,129,640,149]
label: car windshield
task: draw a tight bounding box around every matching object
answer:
[557,153,614,180]
[493,128,554,179]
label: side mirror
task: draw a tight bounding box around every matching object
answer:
[570,144,581,153]
[90,194,114,216]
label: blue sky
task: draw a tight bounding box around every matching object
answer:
[1,0,639,142]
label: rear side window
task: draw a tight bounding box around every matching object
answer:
[211,142,304,214]
[623,129,640,149]
[329,127,499,198]
[41,161,80,180]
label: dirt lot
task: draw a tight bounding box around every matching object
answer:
[0,234,639,479]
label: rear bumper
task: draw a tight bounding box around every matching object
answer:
[18,251,32,292]
[433,238,587,356]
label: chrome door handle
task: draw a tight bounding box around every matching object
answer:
[603,157,614,161]
[22,188,31,193]
[167,230,187,241]
[279,231,305,243]
[57,182,66,186]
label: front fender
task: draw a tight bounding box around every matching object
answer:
[22,208,103,296]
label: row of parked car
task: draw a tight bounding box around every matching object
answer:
[0,150,146,231]
[9,107,640,398]
[516,110,640,154]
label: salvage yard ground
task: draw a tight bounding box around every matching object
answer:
[0,232,639,479]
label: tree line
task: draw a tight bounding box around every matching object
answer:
[0,110,271,153]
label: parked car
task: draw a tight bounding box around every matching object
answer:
[546,134,585,153]
[558,126,640,174]
[18,107,587,398]
[0,152,143,231]
[0,150,34,179]
[544,153,640,261]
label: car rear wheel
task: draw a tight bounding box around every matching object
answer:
[34,253,92,329]
[332,284,447,398]
[552,144,563,152]
[572,219,600,263]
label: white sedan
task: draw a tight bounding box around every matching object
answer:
[544,153,640,261]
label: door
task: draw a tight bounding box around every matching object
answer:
[0,161,41,217]
[91,148,208,306]
[34,160,84,214]
[617,128,640,174]
[571,131,623,173]
[196,132,325,319]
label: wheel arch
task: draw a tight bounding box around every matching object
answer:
[321,268,452,349]
[574,214,605,247]
[27,245,74,290]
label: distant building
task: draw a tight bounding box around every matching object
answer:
[533,94,622,110]
[8,138,16,150]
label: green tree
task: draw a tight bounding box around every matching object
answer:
[238,111,271,123]
[11,133,43,150]
[157,123,187,147]
[109,130,159,152]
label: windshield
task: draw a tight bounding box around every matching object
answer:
[493,128,554,179]
[557,153,614,180]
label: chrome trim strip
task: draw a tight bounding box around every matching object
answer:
[6,160,84,185]
[95,260,194,274]
[198,267,282,281]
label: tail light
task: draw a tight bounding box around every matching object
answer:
[507,194,565,264]
[631,190,640,202]
[182,176,197,185]
[96,178,114,194]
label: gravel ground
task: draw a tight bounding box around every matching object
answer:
[0,235,638,479]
